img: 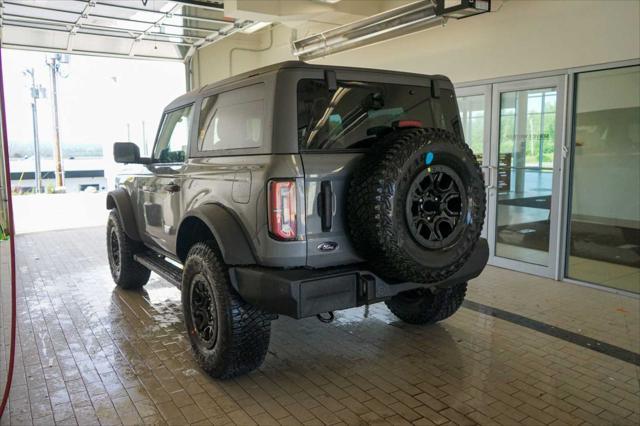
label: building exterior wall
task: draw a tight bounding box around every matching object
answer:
[10,176,107,194]
[8,157,107,193]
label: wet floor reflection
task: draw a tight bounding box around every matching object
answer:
[6,227,639,425]
[108,275,465,383]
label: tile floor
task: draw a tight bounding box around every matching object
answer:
[0,227,638,426]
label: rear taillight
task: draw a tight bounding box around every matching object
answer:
[268,180,297,241]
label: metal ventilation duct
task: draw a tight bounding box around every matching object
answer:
[293,0,490,61]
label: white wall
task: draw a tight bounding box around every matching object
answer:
[194,0,640,87]
[191,32,265,88]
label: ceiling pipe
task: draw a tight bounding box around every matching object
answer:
[293,0,490,61]
[293,0,444,61]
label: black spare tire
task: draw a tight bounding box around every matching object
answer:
[347,127,485,283]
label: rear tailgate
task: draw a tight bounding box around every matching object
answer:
[301,152,364,268]
[296,73,460,268]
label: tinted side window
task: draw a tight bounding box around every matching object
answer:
[153,105,193,163]
[198,84,265,152]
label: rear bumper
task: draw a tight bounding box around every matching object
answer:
[229,238,489,319]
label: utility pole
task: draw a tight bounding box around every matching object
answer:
[46,54,68,192]
[23,68,46,194]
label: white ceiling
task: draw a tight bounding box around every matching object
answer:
[0,0,257,61]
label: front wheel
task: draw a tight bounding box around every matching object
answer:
[107,209,150,290]
[385,282,467,325]
[182,241,272,379]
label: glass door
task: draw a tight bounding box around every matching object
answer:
[488,76,566,277]
[456,85,491,239]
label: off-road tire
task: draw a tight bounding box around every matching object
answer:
[386,282,467,324]
[182,241,272,379]
[348,128,485,283]
[107,209,150,290]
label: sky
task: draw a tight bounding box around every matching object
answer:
[3,49,186,159]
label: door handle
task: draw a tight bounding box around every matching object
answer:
[481,166,495,189]
[163,182,180,193]
[481,166,490,188]
[481,165,498,190]
[317,180,333,232]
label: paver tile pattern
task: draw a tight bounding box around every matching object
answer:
[1,227,638,425]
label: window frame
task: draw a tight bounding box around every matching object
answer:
[150,102,195,165]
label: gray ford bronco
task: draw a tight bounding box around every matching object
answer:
[107,61,488,378]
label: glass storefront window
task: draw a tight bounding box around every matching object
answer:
[458,94,485,159]
[566,66,640,293]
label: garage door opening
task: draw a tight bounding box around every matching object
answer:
[4,49,186,234]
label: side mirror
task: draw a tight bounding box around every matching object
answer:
[113,142,149,164]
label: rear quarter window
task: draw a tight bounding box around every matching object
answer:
[198,83,265,152]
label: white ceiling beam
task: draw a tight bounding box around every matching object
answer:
[67,0,97,52]
[129,3,183,56]
[0,0,266,61]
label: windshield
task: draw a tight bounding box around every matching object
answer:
[297,79,447,151]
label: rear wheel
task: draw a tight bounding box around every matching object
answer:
[182,241,272,379]
[107,209,150,290]
[385,282,467,325]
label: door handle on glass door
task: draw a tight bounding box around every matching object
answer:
[482,166,496,190]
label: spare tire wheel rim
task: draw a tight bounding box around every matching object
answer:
[405,164,468,249]
[190,274,218,349]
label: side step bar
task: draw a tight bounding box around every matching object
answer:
[134,252,183,288]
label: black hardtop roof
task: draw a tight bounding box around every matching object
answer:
[165,61,445,110]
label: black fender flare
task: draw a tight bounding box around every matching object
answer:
[106,189,141,241]
[177,204,256,265]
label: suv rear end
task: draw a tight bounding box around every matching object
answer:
[232,63,487,319]
[294,70,463,268]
